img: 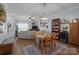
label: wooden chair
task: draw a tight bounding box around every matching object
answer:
[42,35,52,54]
[46,33,57,53]
[35,31,43,47]
[52,33,58,52]
[39,33,58,54]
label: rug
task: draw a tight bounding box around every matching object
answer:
[53,42,77,55]
[23,44,41,55]
[23,42,77,55]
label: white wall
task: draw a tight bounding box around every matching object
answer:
[15,17,52,33]
[38,19,52,33]
[0,14,16,44]
[6,14,16,38]
[15,17,31,30]
[0,4,16,44]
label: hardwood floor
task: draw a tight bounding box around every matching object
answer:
[12,38,79,55]
[13,38,35,55]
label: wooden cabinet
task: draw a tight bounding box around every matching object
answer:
[0,39,13,55]
[0,43,13,55]
[69,18,79,45]
[52,18,60,39]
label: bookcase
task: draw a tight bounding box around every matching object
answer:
[52,18,60,39]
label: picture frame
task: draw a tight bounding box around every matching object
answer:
[40,20,48,27]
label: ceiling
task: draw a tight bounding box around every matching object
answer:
[4,3,79,17]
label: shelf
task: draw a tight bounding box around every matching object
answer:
[52,18,60,40]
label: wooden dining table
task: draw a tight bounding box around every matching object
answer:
[36,34,46,47]
[36,32,57,54]
[36,33,53,54]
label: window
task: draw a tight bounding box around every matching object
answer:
[17,23,28,32]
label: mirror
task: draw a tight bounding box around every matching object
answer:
[0,4,6,33]
[0,4,6,22]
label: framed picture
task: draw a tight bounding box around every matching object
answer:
[40,20,48,27]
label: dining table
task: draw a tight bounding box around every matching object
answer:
[35,32,58,54]
[36,33,53,54]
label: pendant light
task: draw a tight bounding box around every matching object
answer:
[40,3,48,20]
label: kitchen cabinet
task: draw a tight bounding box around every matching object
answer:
[0,43,13,55]
[69,18,79,45]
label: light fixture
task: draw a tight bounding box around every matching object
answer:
[40,3,48,20]
[72,18,78,23]
[41,17,47,20]
[27,16,32,22]
[28,16,37,22]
